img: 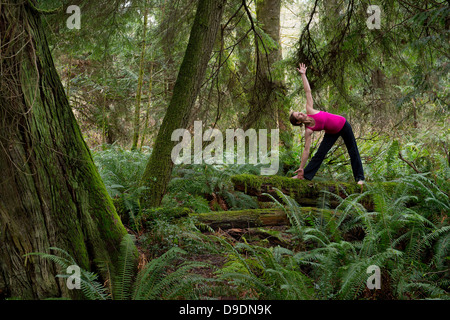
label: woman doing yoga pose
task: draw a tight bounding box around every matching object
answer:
[290,63,365,186]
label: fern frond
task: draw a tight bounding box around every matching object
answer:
[27,248,109,300]
[112,234,138,300]
[132,246,186,300]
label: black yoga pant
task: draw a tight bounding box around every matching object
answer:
[303,121,365,182]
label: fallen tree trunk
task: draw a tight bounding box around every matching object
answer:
[118,202,335,230]
[190,207,335,230]
[191,208,286,229]
[231,174,397,210]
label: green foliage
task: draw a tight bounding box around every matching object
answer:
[163,161,259,212]
[278,122,450,189]
[294,0,449,128]
[215,172,449,300]
[93,144,149,196]
[93,146,260,219]
[217,238,315,300]
[142,216,209,256]
[38,0,449,301]
[290,175,450,300]
[386,140,400,179]
[131,246,206,300]
[25,247,108,300]
[111,233,138,300]
[28,234,209,300]
[92,145,149,228]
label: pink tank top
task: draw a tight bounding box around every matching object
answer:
[306,111,346,134]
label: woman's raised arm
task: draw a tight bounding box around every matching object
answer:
[297,63,314,114]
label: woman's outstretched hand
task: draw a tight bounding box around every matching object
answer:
[292,168,305,179]
[297,63,307,75]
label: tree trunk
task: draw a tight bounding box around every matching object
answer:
[0,1,127,299]
[131,0,149,150]
[160,2,177,99]
[241,0,289,137]
[139,60,154,150]
[230,174,399,211]
[191,207,334,230]
[140,0,226,208]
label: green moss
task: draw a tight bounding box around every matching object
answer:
[191,207,340,231]
[231,174,362,195]
[193,208,278,221]
[142,206,192,221]
[111,197,126,218]
[230,174,400,210]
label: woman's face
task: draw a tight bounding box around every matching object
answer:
[294,112,307,123]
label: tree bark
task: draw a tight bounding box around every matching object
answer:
[131,0,149,150]
[192,208,287,229]
[140,0,226,208]
[191,207,334,230]
[241,0,289,137]
[0,1,127,299]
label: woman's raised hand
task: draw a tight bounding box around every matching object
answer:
[297,63,307,75]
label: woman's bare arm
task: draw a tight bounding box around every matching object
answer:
[294,129,312,178]
[299,129,312,170]
[297,63,314,114]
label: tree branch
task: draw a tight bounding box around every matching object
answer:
[398,152,421,173]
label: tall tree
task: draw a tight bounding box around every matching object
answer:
[240,0,288,134]
[140,0,227,208]
[0,1,128,299]
[131,0,149,150]
[296,0,449,127]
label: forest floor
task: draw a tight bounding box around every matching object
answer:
[131,222,296,300]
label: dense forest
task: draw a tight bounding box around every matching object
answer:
[0,0,449,303]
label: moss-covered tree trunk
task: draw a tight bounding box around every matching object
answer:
[191,207,335,230]
[140,0,226,208]
[230,174,398,210]
[0,1,127,299]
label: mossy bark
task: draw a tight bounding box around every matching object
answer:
[140,0,226,208]
[0,1,127,299]
[191,207,335,229]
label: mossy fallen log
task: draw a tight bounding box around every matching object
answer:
[190,207,335,230]
[113,198,339,231]
[231,174,397,210]
[191,208,286,229]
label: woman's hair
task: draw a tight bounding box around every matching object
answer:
[289,112,302,126]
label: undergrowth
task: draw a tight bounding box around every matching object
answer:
[28,234,212,300]
[218,175,449,300]
[85,132,449,300]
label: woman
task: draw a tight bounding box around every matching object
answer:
[290,63,364,185]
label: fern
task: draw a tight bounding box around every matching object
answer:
[263,188,305,238]
[27,234,211,300]
[25,248,109,300]
[217,237,315,300]
[166,161,259,212]
[262,175,450,299]
[386,140,400,179]
[112,234,138,300]
[93,146,149,227]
